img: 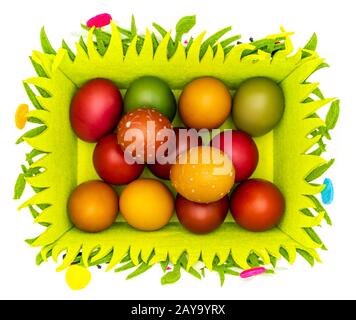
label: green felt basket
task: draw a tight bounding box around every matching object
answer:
[16,16,338,284]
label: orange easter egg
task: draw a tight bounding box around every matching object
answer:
[178,77,231,129]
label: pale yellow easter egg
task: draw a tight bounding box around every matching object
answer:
[170,146,235,203]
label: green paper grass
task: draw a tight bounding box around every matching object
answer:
[15,16,338,285]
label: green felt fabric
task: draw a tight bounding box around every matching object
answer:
[21,23,331,271]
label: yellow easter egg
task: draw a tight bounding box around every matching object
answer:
[119,179,174,231]
[170,146,235,203]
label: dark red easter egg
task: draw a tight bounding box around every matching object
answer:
[70,79,123,142]
[117,108,173,163]
[93,134,144,185]
[230,179,285,232]
[175,194,229,234]
[211,130,258,182]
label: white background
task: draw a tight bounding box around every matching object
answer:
[0,0,355,300]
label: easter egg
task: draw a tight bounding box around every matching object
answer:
[93,134,144,185]
[170,146,235,203]
[175,194,229,234]
[211,130,259,182]
[68,181,118,233]
[117,108,173,163]
[70,78,123,142]
[119,179,174,231]
[230,179,285,232]
[179,77,231,129]
[124,76,177,120]
[147,127,202,180]
[232,77,285,137]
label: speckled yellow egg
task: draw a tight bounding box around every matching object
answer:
[170,146,235,203]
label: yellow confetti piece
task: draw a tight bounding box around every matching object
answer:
[65,265,91,290]
[15,103,29,129]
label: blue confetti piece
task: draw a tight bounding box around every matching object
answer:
[322,178,334,205]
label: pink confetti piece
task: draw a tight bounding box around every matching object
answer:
[183,40,188,45]
[86,13,112,28]
[166,266,172,271]
[240,267,266,279]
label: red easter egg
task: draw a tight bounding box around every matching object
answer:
[211,130,258,182]
[70,79,123,142]
[93,134,144,185]
[175,194,229,234]
[117,108,173,163]
[148,127,202,180]
[230,179,285,232]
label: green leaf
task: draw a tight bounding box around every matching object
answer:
[26,149,44,165]
[114,261,136,272]
[29,56,48,78]
[36,252,44,265]
[23,82,43,110]
[37,203,50,210]
[270,255,277,268]
[28,205,40,219]
[323,211,332,226]
[130,15,137,38]
[89,251,113,266]
[312,87,324,100]
[279,247,289,262]
[302,33,318,58]
[224,268,240,276]
[14,173,26,199]
[315,62,330,71]
[25,237,38,245]
[27,117,44,124]
[152,22,168,37]
[220,34,241,48]
[126,262,153,279]
[16,126,47,144]
[218,269,225,286]
[304,227,323,245]
[200,26,232,59]
[161,264,181,285]
[79,36,88,54]
[223,45,234,55]
[201,268,205,277]
[304,33,318,53]
[326,100,340,130]
[136,36,145,54]
[304,33,318,51]
[120,254,131,263]
[62,40,75,61]
[35,249,52,265]
[151,32,159,51]
[185,37,193,53]
[248,252,261,267]
[95,29,106,55]
[187,267,202,280]
[175,15,196,42]
[307,195,332,225]
[296,249,315,266]
[305,159,335,182]
[160,257,169,272]
[40,27,56,54]
[117,26,132,38]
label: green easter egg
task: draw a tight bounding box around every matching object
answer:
[124,76,177,120]
[232,77,285,137]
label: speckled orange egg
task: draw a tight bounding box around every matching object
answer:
[179,77,232,129]
[117,108,173,163]
[170,146,235,203]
